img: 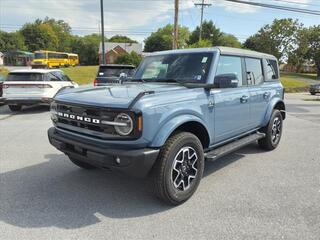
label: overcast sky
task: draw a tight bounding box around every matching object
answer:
[0,0,319,43]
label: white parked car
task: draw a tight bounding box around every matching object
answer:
[2,69,78,111]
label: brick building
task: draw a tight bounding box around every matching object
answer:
[99,42,143,64]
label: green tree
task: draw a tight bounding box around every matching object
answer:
[0,31,26,51]
[109,35,137,43]
[144,24,190,52]
[70,34,102,65]
[41,17,73,52]
[115,51,142,66]
[305,26,320,78]
[20,22,59,51]
[287,28,310,73]
[243,18,301,62]
[188,20,221,46]
[219,33,242,48]
[187,20,241,48]
[188,39,212,48]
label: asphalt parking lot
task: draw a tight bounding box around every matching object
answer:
[0,93,319,240]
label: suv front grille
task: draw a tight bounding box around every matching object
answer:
[56,103,120,136]
[53,102,141,140]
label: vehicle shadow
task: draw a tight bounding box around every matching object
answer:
[0,105,49,116]
[204,143,264,177]
[0,143,263,229]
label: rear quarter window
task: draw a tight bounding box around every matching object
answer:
[245,58,264,85]
[265,59,279,80]
[6,73,44,81]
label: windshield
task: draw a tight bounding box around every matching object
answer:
[34,52,47,59]
[98,67,135,78]
[6,73,44,81]
[133,52,213,83]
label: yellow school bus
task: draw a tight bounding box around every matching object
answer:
[67,53,79,66]
[32,51,79,68]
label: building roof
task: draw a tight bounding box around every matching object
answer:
[99,42,143,54]
[10,69,63,74]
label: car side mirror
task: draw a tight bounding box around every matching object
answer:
[214,73,239,88]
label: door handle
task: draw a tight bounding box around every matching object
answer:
[240,95,249,103]
[263,92,271,99]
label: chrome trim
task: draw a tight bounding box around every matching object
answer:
[101,120,128,127]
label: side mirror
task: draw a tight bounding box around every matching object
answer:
[214,73,239,88]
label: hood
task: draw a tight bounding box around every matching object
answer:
[54,83,186,109]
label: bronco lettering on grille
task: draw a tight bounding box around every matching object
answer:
[57,112,100,124]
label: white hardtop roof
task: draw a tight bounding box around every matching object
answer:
[148,46,277,60]
[9,69,63,74]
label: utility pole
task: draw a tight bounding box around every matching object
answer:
[173,0,179,49]
[195,0,212,42]
[100,0,106,64]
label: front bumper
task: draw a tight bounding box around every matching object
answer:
[48,127,159,178]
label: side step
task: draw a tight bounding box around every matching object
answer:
[204,132,265,161]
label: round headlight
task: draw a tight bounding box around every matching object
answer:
[50,102,58,122]
[114,113,133,136]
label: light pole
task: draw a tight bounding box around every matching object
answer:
[100,0,106,64]
[195,0,212,42]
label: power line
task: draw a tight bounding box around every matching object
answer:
[270,0,320,8]
[222,0,320,15]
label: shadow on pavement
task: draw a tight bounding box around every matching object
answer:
[0,105,49,116]
[0,144,263,229]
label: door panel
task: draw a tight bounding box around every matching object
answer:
[213,55,251,143]
[245,58,271,127]
[214,88,251,143]
[248,84,272,127]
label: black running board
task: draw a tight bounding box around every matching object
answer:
[205,132,265,161]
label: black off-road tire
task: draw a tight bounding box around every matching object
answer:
[151,132,204,205]
[8,105,22,112]
[69,157,97,170]
[258,109,283,151]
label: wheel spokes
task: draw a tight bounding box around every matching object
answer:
[171,146,198,191]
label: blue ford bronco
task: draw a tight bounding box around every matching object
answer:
[48,47,285,205]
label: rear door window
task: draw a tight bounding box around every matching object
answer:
[245,58,264,85]
[6,73,44,81]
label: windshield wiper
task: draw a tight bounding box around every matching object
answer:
[151,78,187,86]
[130,79,146,83]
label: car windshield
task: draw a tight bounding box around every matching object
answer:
[98,67,135,78]
[133,52,213,84]
[6,73,44,81]
[34,52,46,59]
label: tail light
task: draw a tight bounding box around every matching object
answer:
[93,79,98,86]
